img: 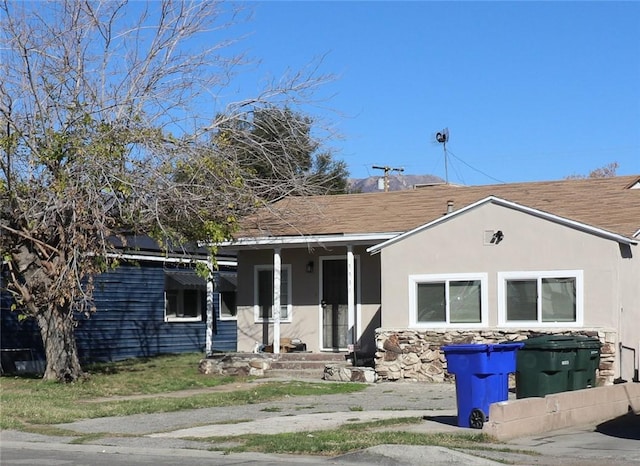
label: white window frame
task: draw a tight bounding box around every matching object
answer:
[164,288,204,323]
[215,272,237,321]
[217,292,237,321]
[254,264,292,323]
[408,273,488,328]
[497,270,584,327]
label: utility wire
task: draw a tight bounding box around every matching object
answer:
[446,149,506,184]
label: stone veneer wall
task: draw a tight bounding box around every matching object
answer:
[375,328,617,386]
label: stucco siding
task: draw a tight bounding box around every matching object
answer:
[235,245,381,353]
[380,203,631,333]
[617,246,640,382]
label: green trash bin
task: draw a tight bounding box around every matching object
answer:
[570,336,601,390]
[516,335,576,399]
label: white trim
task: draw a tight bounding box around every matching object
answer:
[253,264,292,324]
[347,246,355,346]
[408,273,488,329]
[273,249,282,353]
[497,270,584,327]
[164,316,202,323]
[219,233,399,249]
[106,252,236,267]
[206,257,214,354]
[368,196,637,254]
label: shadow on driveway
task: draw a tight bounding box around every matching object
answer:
[422,415,458,427]
[596,412,640,440]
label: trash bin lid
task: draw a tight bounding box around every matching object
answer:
[497,342,525,351]
[521,335,577,350]
[574,336,602,349]
[443,342,524,354]
[442,344,492,354]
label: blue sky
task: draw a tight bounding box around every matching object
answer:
[227,1,639,185]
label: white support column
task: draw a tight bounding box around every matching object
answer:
[205,258,214,356]
[273,248,281,354]
[347,246,355,346]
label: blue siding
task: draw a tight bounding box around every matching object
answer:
[0,294,43,355]
[211,293,237,352]
[1,261,237,364]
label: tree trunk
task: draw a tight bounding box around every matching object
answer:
[36,306,83,382]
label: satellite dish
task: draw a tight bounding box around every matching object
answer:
[436,128,449,144]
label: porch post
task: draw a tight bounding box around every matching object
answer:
[273,248,281,354]
[205,258,214,356]
[347,246,355,346]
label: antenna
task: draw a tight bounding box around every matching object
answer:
[372,165,404,192]
[435,128,450,184]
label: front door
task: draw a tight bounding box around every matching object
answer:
[321,258,357,350]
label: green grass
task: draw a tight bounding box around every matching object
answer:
[0,353,366,431]
[260,407,282,412]
[204,417,497,456]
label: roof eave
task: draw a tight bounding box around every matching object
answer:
[217,232,401,250]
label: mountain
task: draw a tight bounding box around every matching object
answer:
[348,174,445,193]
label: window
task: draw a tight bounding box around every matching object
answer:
[218,292,237,320]
[409,273,487,327]
[164,270,206,322]
[254,265,291,322]
[216,272,237,320]
[498,270,583,326]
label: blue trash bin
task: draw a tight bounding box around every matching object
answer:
[442,343,524,428]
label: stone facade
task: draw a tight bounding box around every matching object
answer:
[375,328,617,386]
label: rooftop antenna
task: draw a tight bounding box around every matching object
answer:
[372,165,404,192]
[435,128,450,184]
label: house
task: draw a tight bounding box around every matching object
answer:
[0,236,237,372]
[220,175,640,384]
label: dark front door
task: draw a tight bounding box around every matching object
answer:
[322,258,349,350]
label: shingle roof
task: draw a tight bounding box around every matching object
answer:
[238,175,640,240]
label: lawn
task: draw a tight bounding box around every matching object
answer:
[1,353,513,458]
[0,353,365,431]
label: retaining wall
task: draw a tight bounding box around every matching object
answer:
[483,382,640,440]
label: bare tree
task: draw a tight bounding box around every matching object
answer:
[566,162,619,179]
[0,0,336,382]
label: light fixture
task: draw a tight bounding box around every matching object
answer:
[491,230,504,244]
[306,261,314,273]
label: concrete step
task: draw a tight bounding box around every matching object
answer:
[269,361,338,370]
[274,352,348,362]
[264,353,350,380]
[263,368,329,380]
